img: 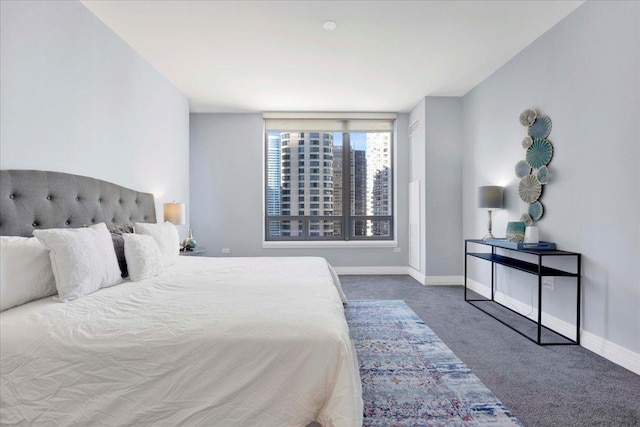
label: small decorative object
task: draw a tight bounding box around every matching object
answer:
[506,221,526,243]
[524,225,540,243]
[515,160,531,178]
[528,201,544,220]
[478,186,504,241]
[522,135,533,149]
[519,108,537,127]
[527,115,552,139]
[537,165,550,184]
[520,213,533,226]
[518,174,542,203]
[182,228,197,250]
[526,138,553,169]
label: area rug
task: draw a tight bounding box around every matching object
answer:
[345,300,522,426]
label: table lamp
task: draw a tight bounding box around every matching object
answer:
[478,186,503,241]
[163,202,185,225]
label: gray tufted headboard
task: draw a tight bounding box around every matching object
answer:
[0,170,157,237]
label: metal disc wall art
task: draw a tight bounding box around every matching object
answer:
[514,108,555,222]
[520,213,533,226]
[526,138,553,169]
[519,109,537,127]
[527,115,552,139]
[518,174,542,203]
[537,165,550,184]
[515,160,531,178]
[528,201,544,221]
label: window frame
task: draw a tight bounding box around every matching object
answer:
[264,124,395,243]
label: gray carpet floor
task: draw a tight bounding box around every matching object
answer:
[340,275,640,427]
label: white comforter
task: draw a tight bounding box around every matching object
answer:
[0,256,362,426]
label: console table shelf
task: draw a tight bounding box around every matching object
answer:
[464,239,581,346]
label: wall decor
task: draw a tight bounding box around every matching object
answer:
[519,109,537,126]
[526,138,553,169]
[516,108,555,221]
[528,201,544,221]
[515,160,531,178]
[527,115,552,139]
[537,165,550,184]
[518,174,542,203]
[520,213,533,226]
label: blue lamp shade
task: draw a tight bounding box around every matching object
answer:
[164,202,185,225]
[478,186,504,209]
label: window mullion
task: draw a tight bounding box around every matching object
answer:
[343,131,351,241]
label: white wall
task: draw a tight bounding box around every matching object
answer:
[0,1,190,229]
[189,113,410,268]
[463,1,639,356]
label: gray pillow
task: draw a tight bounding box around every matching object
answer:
[109,224,134,278]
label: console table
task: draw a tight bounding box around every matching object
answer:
[464,239,581,346]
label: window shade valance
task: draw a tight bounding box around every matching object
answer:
[263,112,397,132]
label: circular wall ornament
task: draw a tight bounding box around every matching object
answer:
[519,109,537,127]
[515,160,531,178]
[528,115,552,139]
[520,213,533,226]
[526,139,553,169]
[518,174,542,203]
[522,135,533,149]
[537,165,550,184]
[528,201,544,220]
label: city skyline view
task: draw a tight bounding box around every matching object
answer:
[266,131,392,239]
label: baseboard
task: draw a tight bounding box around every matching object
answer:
[424,275,464,286]
[333,266,409,275]
[407,267,425,284]
[465,279,640,375]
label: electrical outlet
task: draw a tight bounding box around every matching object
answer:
[543,277,554,290]
[221,248,230,254]
[393,247,401,253]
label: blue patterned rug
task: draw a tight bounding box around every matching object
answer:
[345,300,522,427]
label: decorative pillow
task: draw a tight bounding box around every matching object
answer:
[109,224,135,278]
[123,234,164,282]
[0,236,57,311]
[33,223,122,302]
[134,222,180,267]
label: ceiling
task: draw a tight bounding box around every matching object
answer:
[82,1,582,113]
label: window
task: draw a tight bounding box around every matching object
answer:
[264,114,395,241]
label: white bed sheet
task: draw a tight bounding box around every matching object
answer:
[0,256,362,426]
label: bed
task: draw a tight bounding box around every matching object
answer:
[0,170,363,426]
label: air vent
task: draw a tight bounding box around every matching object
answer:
[409,119,420,138]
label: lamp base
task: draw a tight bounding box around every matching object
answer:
[482,232,495,241]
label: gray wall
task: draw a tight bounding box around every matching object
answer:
[409,97,464,277]
[189,113,410,267]
[0,1,190,229]
[425,97,463,276]
[462,1,639,353]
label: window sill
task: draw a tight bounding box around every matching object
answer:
[262,240,398,249]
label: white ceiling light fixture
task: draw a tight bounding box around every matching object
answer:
[323,20,337,31]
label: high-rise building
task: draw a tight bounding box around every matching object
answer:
[366,133,392,236]
[280,132,334,237]
[267,134,282,237]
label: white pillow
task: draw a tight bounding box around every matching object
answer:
[123,234,164,282]
[33,223,122,302]
[0,236,57,311]
[134,222,180,267]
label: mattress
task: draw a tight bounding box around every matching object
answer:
[0,256,362,426]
